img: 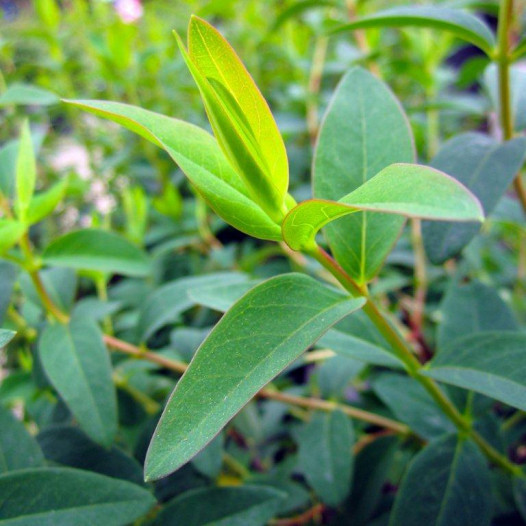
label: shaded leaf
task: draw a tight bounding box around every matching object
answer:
[0,262,17,323]
[514,475,526,522]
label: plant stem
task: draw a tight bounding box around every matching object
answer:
[306,244,523,476]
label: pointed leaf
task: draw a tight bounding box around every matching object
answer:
[423,134,526,263]
[423,332,526,411]
[145,273,365,480]
[27,177,68,224]
[65,100,282,241]
[0,219,26,254]
[331,6,496,56]
[0,467,156,525]
[42,228,151,277]
[15,120,36,221]
[313,67,415,283]
[390,434,492,526]
[285,163,483,251]
[0,329,16,348]
[39,315,117,445]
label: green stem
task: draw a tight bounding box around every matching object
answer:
[306,244,522,476]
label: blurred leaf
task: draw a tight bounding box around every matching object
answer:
[145,274,365,480]
[15,120,36,222]
[0,219,26,254]
[0,467,156,525]
[42,229,151,277]
[514,475,526,521]
[390,434,492,526]
[191,433,224,479]
[423,134,526,263]
[0,262,17,322]
[317,355,364,399]
[271,0,340,30]
[284,163,483,251]
[331,6,496,56]
[313,67,414,283]
[153,485,286,526]
[187,279,260,312]
[27,178,68,225]
[297,410,354,506]
[0,84,59,107]
[0,405,45,473]
[66,100,282,241]
[423,332,526,411]
[39,315,117,446]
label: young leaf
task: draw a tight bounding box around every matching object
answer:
[65,100,282,241]
[152,486,286,526]
[144,273,365,480]
[39,315,118,446]
[15,120,36,222]
[42,228,151,277]
[0,405,45,473]
[313,67,415,283]
[296,410,354,506]
[27,177,68,224]
[187,16,289,219]
[0,219,26,254]
[423,134,526,263]
[331,6,496,56]
[285,163,483,251]
[423,332,526,411]
[0,467,156,525]
[390,434,492,526]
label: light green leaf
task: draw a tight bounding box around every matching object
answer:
[0,329,16,348]
[0,219,26,254]
[0,467,156,525]
[0,405,45,473]
[152,486,286,526]
[423,332,526,411]
[186,16,289,222]
[390,434,492,526]
[331,6,496,56]
[297,410,354,506]
[285,163,483,251]
[313,67,415,283]
[137,272,248,341]
[0,83,59,107]
[65,100,282,241]
[42,228,151,277]
[144,273,365,480]
[423,134,526,263]
[15,120,36,222]
[27,177,68,224]
[39,315,117,446]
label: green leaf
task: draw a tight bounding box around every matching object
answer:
[423,332,526,411]
[390,434,492,526]
[37,425,144,486]
[39,315,117,446]
[313,67,415,283]
[144,273,365,480]
[65,100,282,241]
[285,163,483,251]
[0,262,17,323]
[373,373,455,439]
[0,405,45,473]
[437,278,518,349]
[0,83,59,107]
[297,410,354,506]
[187,279,261,313]
[137,272,248,341]
[0,467,156,525]
[42,228,151,277]
[514,475,526,522]
[186,16,289,222]
[0,329,16,348]
[152,485,286,526]
[191,433,224,479]
[15,120,36,222]
[27,178,68,224]
[331,6,496,56]
[0,219,26,254]
[423,134,526,263]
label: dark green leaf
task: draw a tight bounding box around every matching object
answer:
[145,273,364,480]
[423,332,526,411]
[390,434,492,526]
[313,67,414,283]
[297,410,354,506]
[0,467,156,525]
[514,475,526,521]
[331,6,496,56]
[191,433,224,479]
[39,315,117,445]
[42,228,151,277]
[0,262,17,323]
[423,134,526,263]
[153,485,286,526]
[0,405,45,473]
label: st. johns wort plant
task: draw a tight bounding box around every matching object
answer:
[1,2,526,525]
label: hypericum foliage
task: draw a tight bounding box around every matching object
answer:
[2,2,526,525]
